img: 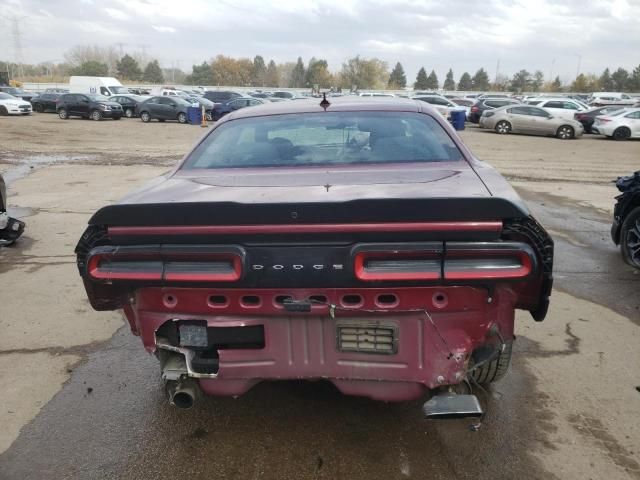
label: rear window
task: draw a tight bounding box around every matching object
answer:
[182,112,463,170]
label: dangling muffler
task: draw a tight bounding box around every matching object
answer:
[422,393,483,419]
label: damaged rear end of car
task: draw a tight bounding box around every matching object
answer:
[75,98,553,418]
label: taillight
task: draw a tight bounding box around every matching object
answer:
[351,242,536,282]
[86,245,244,282]
[443,243,535,280]
[471,106,479,112]
[598,118,611,123]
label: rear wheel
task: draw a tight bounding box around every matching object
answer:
[140,111,151,123]
[90,109,102,121]
[177,112,187,124]
[125,108,134,118]
[621,207,640,268]
[495,120,511,134]
[613,127,631,141]
[556,125,574,139]
[58,108,68,119]
[35,103,44,113]
[471,341,513,385]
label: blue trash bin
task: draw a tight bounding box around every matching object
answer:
[187,106,202,125]
[450,110,466,131]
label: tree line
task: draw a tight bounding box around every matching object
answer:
[3,44,640,92]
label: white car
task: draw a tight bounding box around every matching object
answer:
[530,98,588,120]
[0,93,32,115]
[592,108,640,140]
[412,94,468,118]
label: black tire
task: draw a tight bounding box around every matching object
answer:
[90,109,102,121]
[125,108,134,118]
[140,111,151,123]
[495,120,511,134]
[556,125,574,139]
[177,112,187,124]
[613,127,631,141]
[112,116,121,120]
[34,103,44,113]
[471,341,513,385]
[205,111,212,121]
[620,207,640,268]
[58,108,69,119]
[0,105,8,116]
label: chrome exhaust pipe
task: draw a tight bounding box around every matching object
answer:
[423,393,483,419]
[166,378,199,410]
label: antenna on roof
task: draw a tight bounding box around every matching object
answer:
[320,92,330,110]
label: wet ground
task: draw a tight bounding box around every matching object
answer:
[0,117,639,479]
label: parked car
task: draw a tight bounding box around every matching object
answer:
[0,92,33,115]
[0,173,25,246]
[183,95,214,121]
[611,171,640,269]
[479,105,584,139]
[468,98,520,123]
[591,107,640,140]
[532,98,588,120]
[211,97,264,121]
[574,106,622,133]
[110,95,148,118]
[203,90,243,104]
[31,92,63,113]
[412,95,468,118]
[128,88,151,95]
[359,92,395,97]
[75,97,553,417]
[136,96,191,123]
[56,93,123,120]
[0,86,35,102]
[589,92,636,107]
[272,91,298,99]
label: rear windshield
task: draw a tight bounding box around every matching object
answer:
[182,112,463,170]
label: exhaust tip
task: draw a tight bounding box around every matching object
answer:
[423,393,483,419]
[172,391,195,410]
[166,379,199,410]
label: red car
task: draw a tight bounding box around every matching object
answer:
[76,97,553,418]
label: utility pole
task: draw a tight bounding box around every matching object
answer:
[549,58,556,82]
[1,14,27,80]
[494,59,500,86]
[575,54,582,78]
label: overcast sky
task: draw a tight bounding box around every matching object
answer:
[1,0,639,82]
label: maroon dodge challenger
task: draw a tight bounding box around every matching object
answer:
[76,97,553,417]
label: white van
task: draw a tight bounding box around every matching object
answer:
[589,92,635,107]
[69,76,130,96]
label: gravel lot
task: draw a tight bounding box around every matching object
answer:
[0,113,639,479]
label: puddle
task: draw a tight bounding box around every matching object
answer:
[7,206,35,219]
[1,154,98,185]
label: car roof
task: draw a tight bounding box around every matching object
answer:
[223,96,423,121]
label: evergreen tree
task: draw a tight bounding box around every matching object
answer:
[627,64,640,92]
[116,54,141,80]
[185,62,214,85]
[443,69,455,90]
[251,55,267,87]
[289,57,306,88]
[611,67,629,91]
[510,69,531,92]
[387,62,407,88]
[426,70,438,89]
[414,67,429,90]
[265,60,279,87]
[143,60,164,83]
[457,72,472,90]
[599,68,614,91]
[471,68,490,91]
[531,70,544,91]
[550,76,562,92]
[305,58,332,88]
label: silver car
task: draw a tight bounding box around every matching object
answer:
[479,105,584,139]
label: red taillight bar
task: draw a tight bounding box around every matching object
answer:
[107,221,503,237]
[86,246,244,282]
[354,251,441,281]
